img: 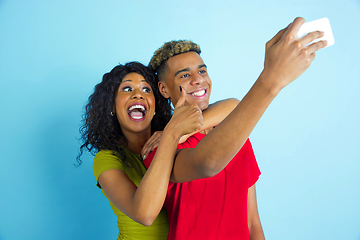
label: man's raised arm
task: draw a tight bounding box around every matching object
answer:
[170,17,327,183]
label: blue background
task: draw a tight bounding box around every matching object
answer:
[1,1,359,239]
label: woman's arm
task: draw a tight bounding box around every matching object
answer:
[203,98,240,129]
[98,88,203,226]
[179,98,239,142]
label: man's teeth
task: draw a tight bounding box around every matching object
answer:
[128,105,145,111]
[191,90,205,96]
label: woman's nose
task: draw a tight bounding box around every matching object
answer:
[131,89,144,99]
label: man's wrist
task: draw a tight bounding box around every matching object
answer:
[257,69,283,97]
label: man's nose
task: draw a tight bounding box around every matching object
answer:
[190,73,205,85]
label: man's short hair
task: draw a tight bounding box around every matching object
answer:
[149,40,201,77]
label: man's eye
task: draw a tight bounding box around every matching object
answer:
[199,69,206,74]
[181,73,189,78]
[142,87,151,93]
[122,87,132,92]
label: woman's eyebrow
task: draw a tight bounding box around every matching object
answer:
[122,79,133,83]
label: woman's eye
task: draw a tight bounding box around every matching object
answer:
[142,87,151,93]
[122,86,132,92]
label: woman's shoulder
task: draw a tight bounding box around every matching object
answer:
[95,149,118,158]
[94,150,124,163]
[93,148,146,187]
[93,150,127,178]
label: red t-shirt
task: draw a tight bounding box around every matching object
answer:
[144,133,261,240]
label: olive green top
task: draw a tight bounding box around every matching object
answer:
[93,148,169,240]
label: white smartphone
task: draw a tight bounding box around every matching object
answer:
[297,17,335,48]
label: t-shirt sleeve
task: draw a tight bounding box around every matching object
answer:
[144,133,205,191]
[246,139,261,188]
[93,150,126,188]
[143,133,204,170]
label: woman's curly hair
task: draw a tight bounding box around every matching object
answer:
[149,40,201,74]
[77,62,172,165]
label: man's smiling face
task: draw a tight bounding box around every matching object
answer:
[158,51,212,110]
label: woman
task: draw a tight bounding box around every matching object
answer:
[78,62,238,239]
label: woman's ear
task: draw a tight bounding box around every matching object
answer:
[158,81,170,99]
[110,105,116,116]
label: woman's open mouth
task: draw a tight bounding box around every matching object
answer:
[127,103,147,122]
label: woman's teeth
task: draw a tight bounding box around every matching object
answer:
[127,104,147,120]
[128,105,145,111]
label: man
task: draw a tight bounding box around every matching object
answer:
[144,17,327,239]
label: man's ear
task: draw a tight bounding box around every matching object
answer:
[158,81,170,99]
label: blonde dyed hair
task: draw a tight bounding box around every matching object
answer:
[149,40,201,74]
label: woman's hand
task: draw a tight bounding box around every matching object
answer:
[141,131,162,160]
[164,86,204,139]
[141,86,204,159]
